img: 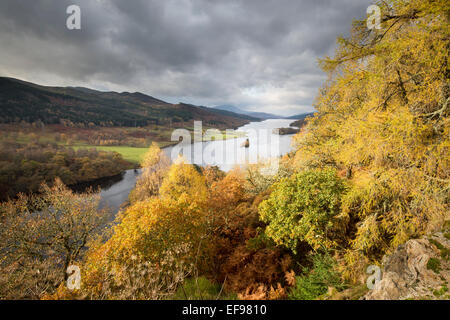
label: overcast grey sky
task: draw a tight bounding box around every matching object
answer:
[0,0,373,116]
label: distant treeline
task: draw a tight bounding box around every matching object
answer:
[275,127,300,135]
[290,118,307,128]
[0,140,131,201]
[274,119,308,135]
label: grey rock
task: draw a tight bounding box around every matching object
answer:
[364,232,449,300]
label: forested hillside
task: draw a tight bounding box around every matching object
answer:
[0,77,256,128]
[0,139,132,201]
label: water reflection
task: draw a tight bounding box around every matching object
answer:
[71,169,142,215]
[164,119,296,172]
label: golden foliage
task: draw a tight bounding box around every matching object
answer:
[129,142,170,203]
[292,0,449,274]
[81,161,210,299]
[0,179,108,299]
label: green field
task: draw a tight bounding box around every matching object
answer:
[5,127,245,166]
[72,145,149,164]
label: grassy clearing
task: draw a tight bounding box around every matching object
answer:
[3,125,246,166]
[205,131,246,141]
[72,145,149,164]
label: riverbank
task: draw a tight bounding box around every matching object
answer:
[273,118,309,135]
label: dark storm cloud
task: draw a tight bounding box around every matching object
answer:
[0,0,373,116]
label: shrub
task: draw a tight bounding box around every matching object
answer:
[172,276,236,300]
[288,253,345,300]
[427,258,441,274]
[203,169,294,299]
[259,169,346,252]
[129,142,170,203]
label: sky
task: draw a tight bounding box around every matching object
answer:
[0,0,373,116]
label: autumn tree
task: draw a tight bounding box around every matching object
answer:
[81,160,209,299]
[291,0,449,277]
[159,158,208,203]
[129,142,170,204]
[199,168,294,299]
[0,179,109,299]
[259,169,347,252]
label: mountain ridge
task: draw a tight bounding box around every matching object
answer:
[213,104,314,120]
[0,77,256,129]
[213,104,284,119]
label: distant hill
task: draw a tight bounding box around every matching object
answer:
[0,77,254,129]
[212,105,245,115]
[286,112,315,120]
[198,106,259,122]
[213,105,284,120]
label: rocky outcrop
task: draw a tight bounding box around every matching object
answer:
[363,232,449,300]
